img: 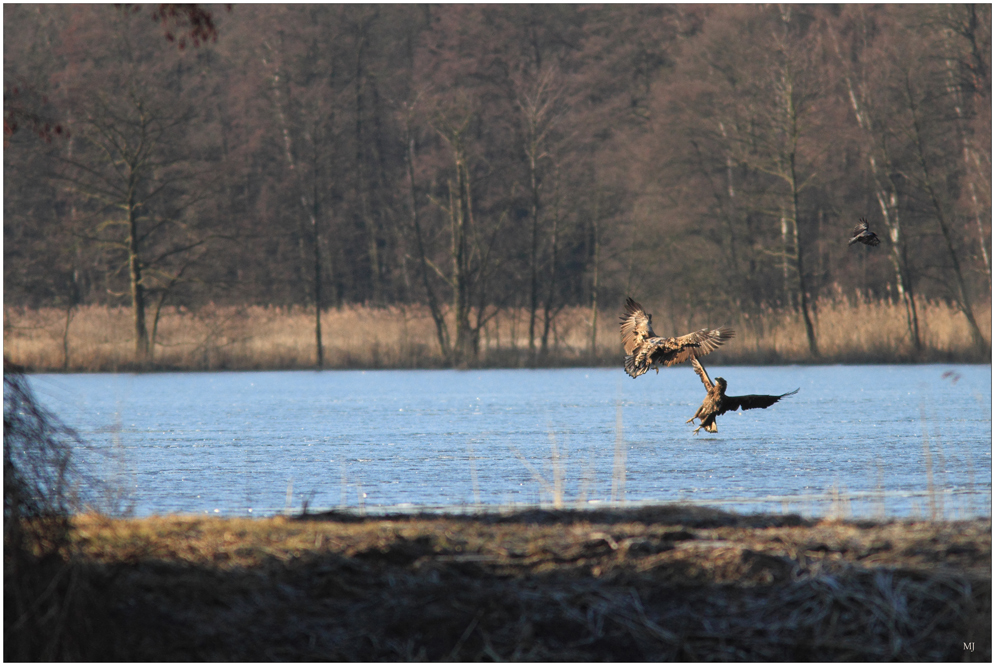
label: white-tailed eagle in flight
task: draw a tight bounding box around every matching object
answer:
[619,297,734,378]
[686,356,798,434]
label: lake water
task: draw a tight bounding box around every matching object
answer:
[28,365,992,520]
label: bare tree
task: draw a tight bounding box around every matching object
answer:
[832,14,922,352]
[902,68,986,350]
[54,91,213,362]
[516,67,563,365]
[431,99,476,365]
[711,7,825,356]
[401,94,451,362]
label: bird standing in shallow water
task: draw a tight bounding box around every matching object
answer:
[619,298,734,379]
[686,356,798,434]
[849,218,881,247]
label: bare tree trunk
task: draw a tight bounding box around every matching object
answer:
[404,127,451,362]
[432,107,476,366]
[261,44,326,368]
[874,183,921,352]
[354,36,383,306]
[150,263,192,362]
[786,91,819,358]
[837,47,923,353]
[540,166,561,360]
[450,160,472,365]
[700,123,744,288]
[944,55,992,283]
[127,195,149,362]
[436,128,474,366]
[791,206,819,358]
[780,211,792,307]
[624,222,637,298]
[774,38,819,358]
[311,166,324,369]
[61,302,76,372]
[944,19,992,282]
[589,201,600,359]
[518,69,560,366]
[906,75,986,350]
[968,181,991,284]
[527,141,540,367]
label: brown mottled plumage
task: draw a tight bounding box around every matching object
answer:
[619,298,734,378]
[686,357,798,434]
[849,217,881,247]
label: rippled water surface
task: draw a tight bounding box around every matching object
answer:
[29,365,991,518]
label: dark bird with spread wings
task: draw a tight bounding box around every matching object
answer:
[849,217,881,247]
[620,298,734,378]
[686,357,798,434]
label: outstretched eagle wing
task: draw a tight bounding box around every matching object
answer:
[619,297,656,355]
[719,388,799,415]
[849,218,874,246]
[690,356,713,391]
[661,327,735,367]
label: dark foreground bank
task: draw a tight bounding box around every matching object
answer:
[9,506,990,661]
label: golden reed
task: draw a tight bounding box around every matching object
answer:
[3,294,990,372]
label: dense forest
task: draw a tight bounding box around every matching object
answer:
[4,4,991,366]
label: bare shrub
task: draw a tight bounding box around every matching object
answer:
[3,358,97,660]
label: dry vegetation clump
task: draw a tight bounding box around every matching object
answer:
[3,296,990,372]
[3,359,108,661]
[65,507,990,661]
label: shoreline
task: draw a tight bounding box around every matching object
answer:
[50,506,992,661]
[15,356,995,375]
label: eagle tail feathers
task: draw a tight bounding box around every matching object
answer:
[623,354,646,378]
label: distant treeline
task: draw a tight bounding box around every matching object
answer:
[3,5,990,367]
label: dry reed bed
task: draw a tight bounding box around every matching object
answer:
[3,296,990,372]
[53,507,992,661]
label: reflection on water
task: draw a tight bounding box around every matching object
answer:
[29,365,992,519]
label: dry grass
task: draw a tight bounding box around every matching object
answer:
[3,294,990,372]
[38,507,991,661]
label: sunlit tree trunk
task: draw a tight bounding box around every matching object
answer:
[837,63,922,352]
[434,108,474,365]
[588,197,601,359]
[310,153,324,369]
[941,4,992,284]
[518,68,560,366]
[261,43,326,368]
[943,48,992,284]
[776,77,817,355]
[527,141,540,366]
[540,165,561,359]
[353,30,383,306]
[403,109,451,363]
[126,193,150,362]
[905,74,986,350]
